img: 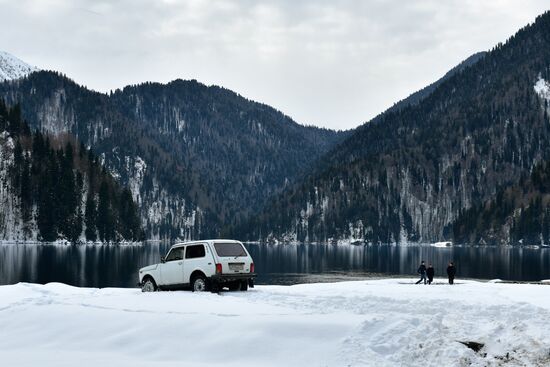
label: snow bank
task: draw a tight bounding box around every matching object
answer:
[1,279,550,366]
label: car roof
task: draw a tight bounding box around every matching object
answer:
[170,239,241,249]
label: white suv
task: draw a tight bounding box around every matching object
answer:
[138,239,256,292]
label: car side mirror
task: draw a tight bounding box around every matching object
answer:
[161,256,166,263]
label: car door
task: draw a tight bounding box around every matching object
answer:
[160,247,185,285]
[183,244,212,282]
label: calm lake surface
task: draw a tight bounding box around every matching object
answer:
[0,242,549,287]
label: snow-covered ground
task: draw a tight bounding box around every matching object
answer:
[1,279,549,366]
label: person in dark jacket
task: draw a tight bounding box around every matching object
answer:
[416,261,427,284]
[426,263,435,284]
[447,262,456,284]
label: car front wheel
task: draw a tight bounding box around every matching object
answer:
[192,275,208,292]
[141,278,157,292]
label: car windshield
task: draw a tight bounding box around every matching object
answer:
[214,243,247,257]
[165,248,183,261]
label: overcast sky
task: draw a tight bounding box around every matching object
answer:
[1,0,549,130]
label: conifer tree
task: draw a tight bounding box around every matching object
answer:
[97,181,113,242]
[20,158,32,225]
[37,154,57,241]
[84,193,97,242]
[118,188,142,240]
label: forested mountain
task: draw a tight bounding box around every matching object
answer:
[0,72,346,240]
[0,101,143,242]
[450,161,550,246]
[234,12,550,244]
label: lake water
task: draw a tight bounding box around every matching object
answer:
[0,242,549,288]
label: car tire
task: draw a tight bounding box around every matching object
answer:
[210,280,220,293]
[192,274,208,292]
[141,277,157,292]
[240,280,248,291]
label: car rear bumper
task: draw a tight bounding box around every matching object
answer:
[211,273,257,283]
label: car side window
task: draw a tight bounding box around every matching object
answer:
[185,244,205,259]
[165,248,183,262]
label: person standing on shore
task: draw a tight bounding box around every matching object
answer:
[416,261,427,284]
[427,263,435,284]
[447,262,456,284]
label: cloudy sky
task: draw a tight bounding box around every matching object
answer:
[1,0,549,130]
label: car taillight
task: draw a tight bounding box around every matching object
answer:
[250,263,254,273]
[215,263,222,274]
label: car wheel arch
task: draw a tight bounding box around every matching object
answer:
[190,269,207,282]
[142,274,157,286]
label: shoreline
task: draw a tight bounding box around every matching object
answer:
[2,239,550,249]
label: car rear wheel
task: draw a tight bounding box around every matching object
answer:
[192,275,208,292]
[228,280,248,291]
[141,277,157,292]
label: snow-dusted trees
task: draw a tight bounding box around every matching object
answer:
[0,100,144,243]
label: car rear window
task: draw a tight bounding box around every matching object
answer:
[214,243,247,257]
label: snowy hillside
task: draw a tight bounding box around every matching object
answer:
[1,279,549,366]
[0,51,37,81]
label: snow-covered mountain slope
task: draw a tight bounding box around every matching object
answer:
[0,51,38,82]
[0,279,549,366]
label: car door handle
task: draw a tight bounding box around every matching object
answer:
[178,261,183,265]
[208,263,212,265]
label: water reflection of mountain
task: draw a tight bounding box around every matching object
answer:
[0,243,549,287]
